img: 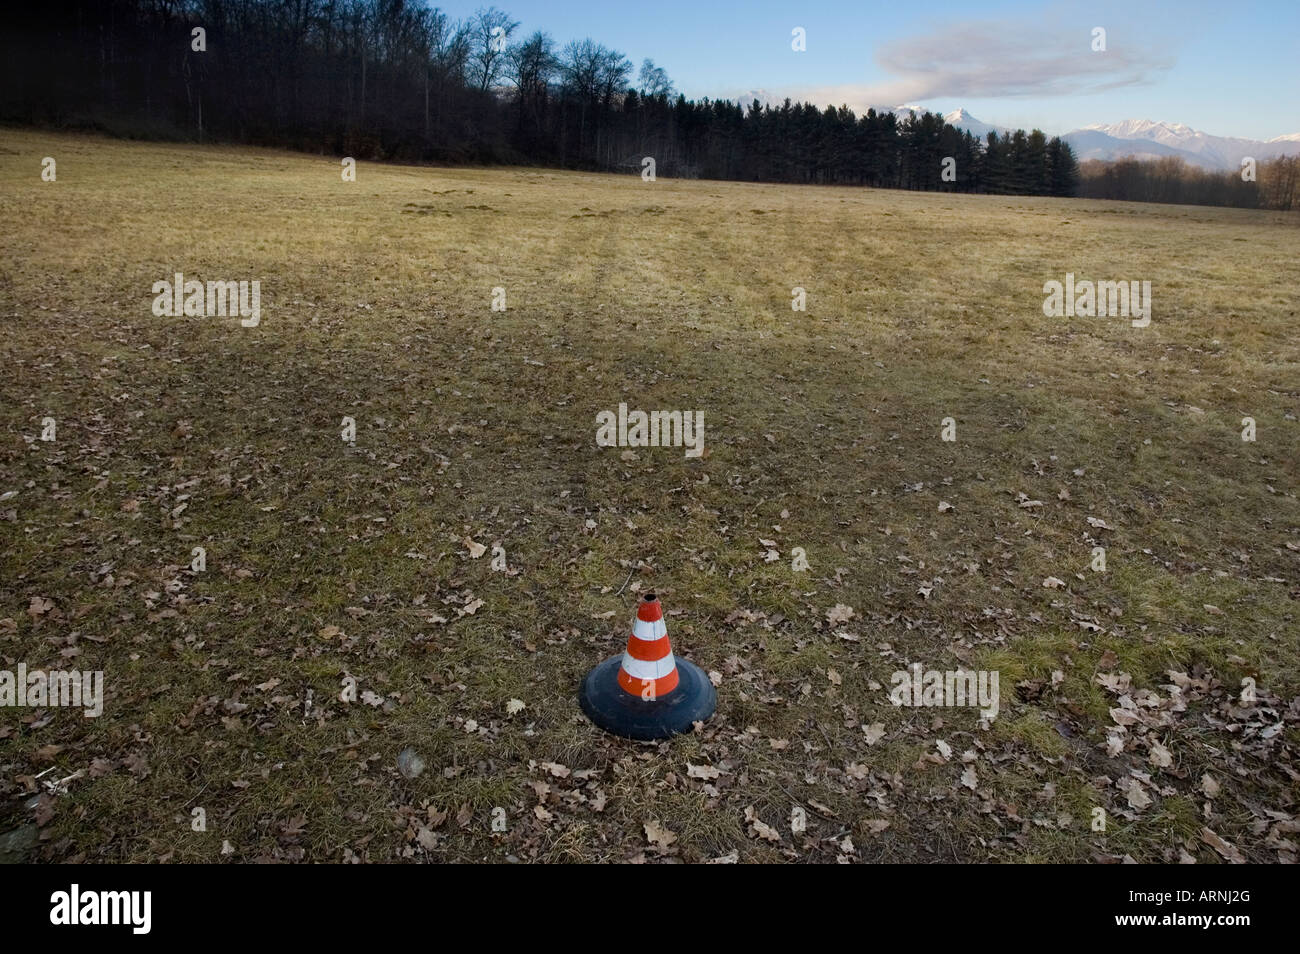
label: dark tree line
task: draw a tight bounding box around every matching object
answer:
[1,0,1079,196]
[1080,157,1299,211]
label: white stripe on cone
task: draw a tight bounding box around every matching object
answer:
[620,653,678,681]
[632,617,668,641]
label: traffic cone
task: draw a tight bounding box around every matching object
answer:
[579,592,716,740]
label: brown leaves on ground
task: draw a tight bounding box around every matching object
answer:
[744,806,782,843]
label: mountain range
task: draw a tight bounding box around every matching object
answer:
[871,105,1300,171]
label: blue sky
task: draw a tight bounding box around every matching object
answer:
[439,0,1299,140]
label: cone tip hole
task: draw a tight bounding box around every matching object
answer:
[643,592,656,602]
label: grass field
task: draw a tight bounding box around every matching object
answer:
[1,128,1298,863]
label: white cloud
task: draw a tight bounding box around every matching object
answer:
[713,16,1176,114]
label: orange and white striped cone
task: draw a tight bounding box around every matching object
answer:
[579,592,716,740]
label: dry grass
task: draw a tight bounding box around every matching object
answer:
[1,128,1297,863]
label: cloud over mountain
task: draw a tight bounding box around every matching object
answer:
[862,17,1176,104]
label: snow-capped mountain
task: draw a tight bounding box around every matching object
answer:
[865,103,925,121]
[1065,119,1300,170]
[941,108,1011,140]
[865,105,1009,139]
[1061,128,1192,165]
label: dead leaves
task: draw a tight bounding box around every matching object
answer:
[33,744,64,762]
[1148,741,1173,769]
[643,820,677,848]
[826,604,854,626]
[457,598,484,617]
[744,806,781,842]
[959,765,978,791]
[1125,778,1152,811]
[1109,705,1142,727]
[1200,827,1247,864]
[123,751,151,780]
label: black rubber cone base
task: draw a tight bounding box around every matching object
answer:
[579,656,716,741]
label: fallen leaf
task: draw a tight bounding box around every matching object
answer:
[744,806,781,842]
[1110,707,1141,727]
[644,820,677,847]
[1200,827,1246,863]
[826,604,855,625]
[1126,779,1151,811]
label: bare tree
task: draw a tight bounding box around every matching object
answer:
[1261,156,1299,211]
[559,38,602,104]
[637,58,672,98]
[465,6,519,93]
[509,30,556,136]
[559,39,629,158]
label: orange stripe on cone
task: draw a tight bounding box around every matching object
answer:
[625,634,672,662]
[618,667,679,698]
